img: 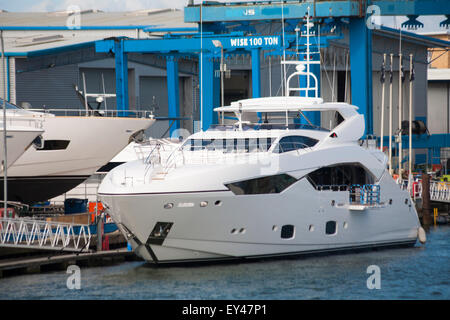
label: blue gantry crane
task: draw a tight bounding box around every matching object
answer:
[95,0,450,139]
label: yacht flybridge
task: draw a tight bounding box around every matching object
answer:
[98,86,422,265]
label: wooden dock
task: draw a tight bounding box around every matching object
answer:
[0,248,141,278]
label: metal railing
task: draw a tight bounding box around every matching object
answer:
[429,180,450,203]
[25,108,155,119]
[395,178,450,203]
[0,217,91,252]
[141,139,314,182]
[2,111,44,129]
[349,184,381,205]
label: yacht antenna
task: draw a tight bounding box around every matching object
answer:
[388,53,394,175]
[344,49,349,103]
[281,1,286,96]
[200,2,203,131]
[408,53,414,178]
[269,56,272,97]
[282,11,319,99]
[101,73,107,112]
[380,53,386,152]
[398,52,403,182]
[82,72,89,115]
[306,8,311,97]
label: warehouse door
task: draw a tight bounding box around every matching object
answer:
[224,70,250,106]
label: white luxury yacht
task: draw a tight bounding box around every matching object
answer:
[0,99,155,204]
[0,102,44,173]
[98,56,422,265]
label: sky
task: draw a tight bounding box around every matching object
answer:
[0,0,187,12]
[0,0,447,33]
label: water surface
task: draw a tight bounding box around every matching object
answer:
[0,226,448,300]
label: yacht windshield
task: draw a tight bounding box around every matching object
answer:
[273,135,319,153]
[181,138,275,153]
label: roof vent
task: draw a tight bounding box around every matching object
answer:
[126,8,176,16]
[15,34,64,47]
[49,9,102,16]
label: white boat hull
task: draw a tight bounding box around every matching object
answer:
[9,116,154,176]
[100,171,420,264]
[0,126,43,172]
[3,116,154,204]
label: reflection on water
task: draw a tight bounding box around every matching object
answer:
[0,226,448,300]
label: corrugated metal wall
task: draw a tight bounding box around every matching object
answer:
[15,63,81,109]
[428,81,449,134]
[0,57,15,103]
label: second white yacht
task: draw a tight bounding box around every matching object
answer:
[0,100,155,204]
[0,104,44,173]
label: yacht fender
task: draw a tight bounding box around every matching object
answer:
[418,227,427,244]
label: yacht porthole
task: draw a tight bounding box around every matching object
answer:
[230,228,237,234]
[281,225,295,239]
[239,228,246,234]
[164,203,174,209]
[404,199,408,205]
[325,221,337,235]
[272,225,278,232]
[308,225,314,232]
[214,200,222,206]
[200,201,208,207]
[343,222,348,229]
[331,200,335,206]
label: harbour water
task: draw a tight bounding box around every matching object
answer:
[0,226,448,300]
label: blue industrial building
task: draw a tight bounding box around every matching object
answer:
[1,1,450,168]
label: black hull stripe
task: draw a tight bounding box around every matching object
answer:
[144,239,417,266]
[0,175,90,181]
[0,176,90,204]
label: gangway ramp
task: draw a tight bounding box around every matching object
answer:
[0,217,91,252]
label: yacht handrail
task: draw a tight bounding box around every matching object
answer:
[25,108,155,118]
[1,116,44,129]
[1,111,44,129]
[146,138,313,181]
[207,122,330,132]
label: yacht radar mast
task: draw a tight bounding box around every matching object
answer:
[281,8,320,99]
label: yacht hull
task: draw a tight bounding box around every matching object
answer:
[99,173,421,265]
[0,175,88,204]
[0,126,44,172]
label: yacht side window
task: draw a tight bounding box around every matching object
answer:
[226,174,297,195]
[307,163,375,190]
[273,136,319,153]
[38,140,70,151]
[182,138,275,153]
